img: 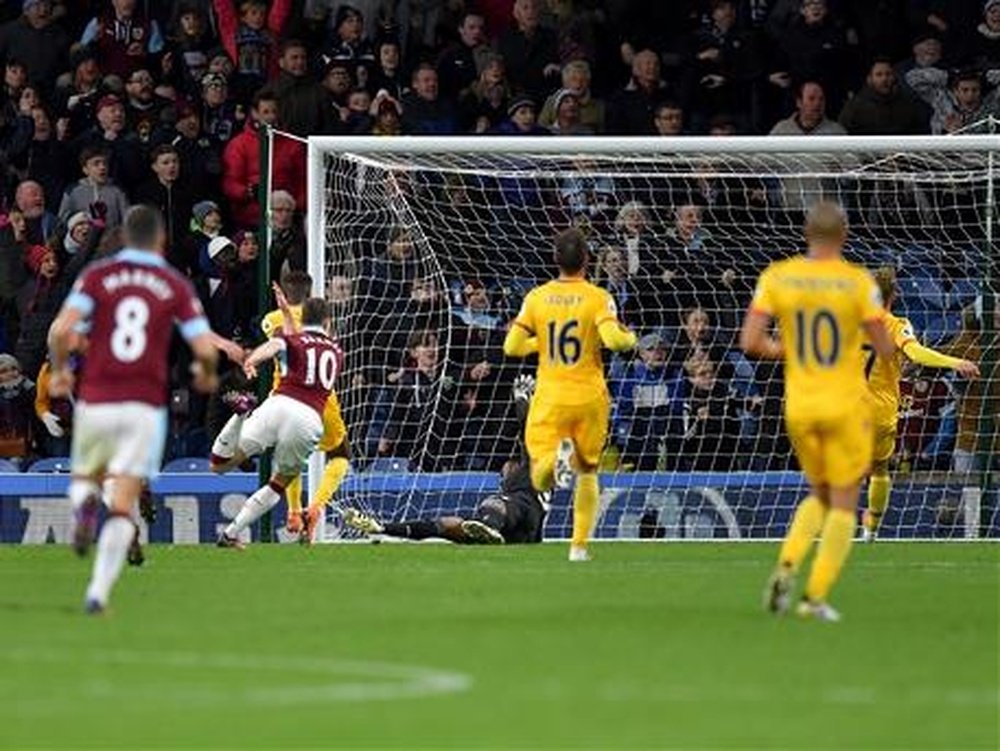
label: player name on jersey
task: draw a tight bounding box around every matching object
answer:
[274,329,343,416]
[100,268,175,300]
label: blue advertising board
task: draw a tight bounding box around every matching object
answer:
[0,472,996,543]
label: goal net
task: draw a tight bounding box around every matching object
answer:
[305,135,998,541]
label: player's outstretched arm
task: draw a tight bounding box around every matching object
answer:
[272,281,299,337]
[739,310,783,360]
[597,319,637,352]
[243,338,285,380]
[503,323,538,358]
[207,332,247,364]
[901,341,980,378]
[189,333,220,394]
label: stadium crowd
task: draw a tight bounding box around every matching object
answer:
[0,0,996,473]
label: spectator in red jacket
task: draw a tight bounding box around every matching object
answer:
[221,87,305,230]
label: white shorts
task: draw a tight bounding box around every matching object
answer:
[71,401,168,479]
[239,394,323,476]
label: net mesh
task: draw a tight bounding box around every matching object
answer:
[315,144,998,540]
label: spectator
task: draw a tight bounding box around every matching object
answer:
[164,0,215,94]
[676,357,747,471]
[369,39,404,100]
[73,93,145,192]
[666,304,731,374]
[80,0,165,80]
[0,209,29,345]
[458,53,510,133]
[453,278,502,330]
[610,332,682,471]
[839,57,929,134]
[547,89,592,134]
[200,71,244,144]
[496,0,560,101]
[16,243,57,320]
[613,201,656,276]
[342,87,373,132]
[607,50,671,135]
[0,0,70,96]
[13,104,71,208]
[685,0,762,131]
[0,92,35,199]
[221,87,305,229]
[768,0,853,115]
[123,68,171,143]
[559,158,615,221]
[321,58,353,117]
[212,0,292,98]
[304,0,383,44]
[653,100,685,136]
[14,180,57,244]
[58,146,129,230]
[181,198,222,274]
[134,144,194,249]
[895,28,945,94]
[196,233,244,338]
[33,356,73,456]
[370,91,402,135]
[274,38,337,136]
[906,67,1000,134]
[401,64,458,134]
[769,80,847,134]
[153,99,223,199]
[323,4,375,90]
[594,246,660,331]
[438,11,489,100]
[267,189,305,281]
[540,60,604,133]
[54,46,103,140]
[0,353,35,460]
[375,329,463,471]
[58,212,92,258]
[970,0,1000,69]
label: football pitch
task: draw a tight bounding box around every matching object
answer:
[0,542,996,749]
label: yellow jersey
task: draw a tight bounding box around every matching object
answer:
[865,311,916,423]
[261,304,302,390]
[513,278,619,405]
[750,256,884,418]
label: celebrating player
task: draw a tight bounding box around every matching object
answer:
[260,272,351,542]
[48,205,219,614]
[740,201,895,622]
[502,228,637,561]
[344,375,550,544]
[861,266,979,541]
[211,297,341,548]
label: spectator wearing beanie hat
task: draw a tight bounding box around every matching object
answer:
[0,352,35,461]
[63,212,92,256]
[491,95,550,134]
[181,199,222,277]
[18,244,57,317]
[324,5,375,89]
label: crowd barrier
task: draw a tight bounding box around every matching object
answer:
[1,472,995,543]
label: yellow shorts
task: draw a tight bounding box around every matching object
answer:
[317,392,348,453]
[872,421,898,466]
[786,399,874,488]
[526,393,609,471]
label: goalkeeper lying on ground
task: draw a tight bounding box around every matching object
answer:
[343,376,550,544]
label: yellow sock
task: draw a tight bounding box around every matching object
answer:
[805,508,856,602]
[531,455,555,493]
[778,495,826,572]
[285,475,303,515]
[571,472,599,548]
[308,457,349,511]
[865,474,891,531]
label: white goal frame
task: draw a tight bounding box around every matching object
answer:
[305,134,999,541]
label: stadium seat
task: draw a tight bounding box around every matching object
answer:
[27,457,72,473]
[0,458,20,472]
[162,457,212,473]
[367,457,410,473]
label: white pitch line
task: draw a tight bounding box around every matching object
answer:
[0,648,472,706]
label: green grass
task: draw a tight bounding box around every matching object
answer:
[0,542,996,749]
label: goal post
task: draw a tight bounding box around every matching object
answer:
[305,134,999,541]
